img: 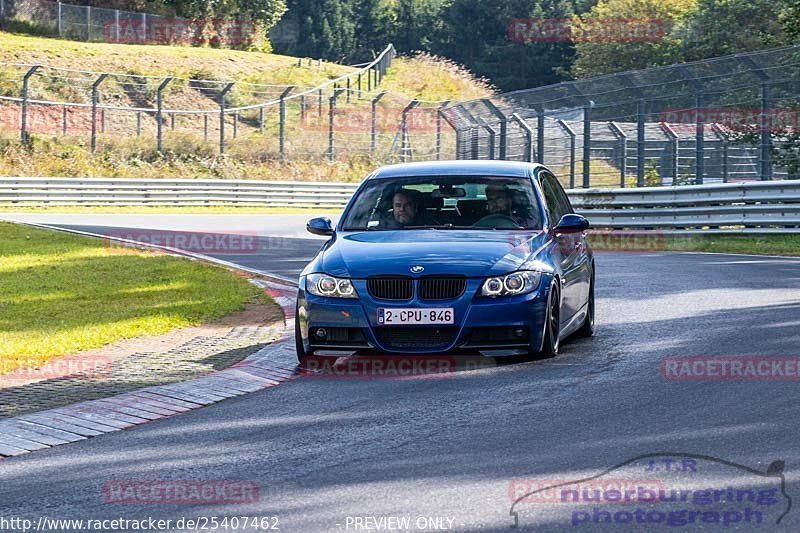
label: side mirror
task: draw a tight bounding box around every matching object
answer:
[554,214,589,234]
[307,217,334,237]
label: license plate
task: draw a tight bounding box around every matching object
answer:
[378,308,454,325]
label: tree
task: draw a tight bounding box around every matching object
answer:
[571,0,696,78]
[678,0,793,61]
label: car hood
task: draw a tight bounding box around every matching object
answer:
[320,230,547,278]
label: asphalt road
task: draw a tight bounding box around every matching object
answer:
[1,215,800,532]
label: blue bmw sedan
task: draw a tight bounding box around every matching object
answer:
[295,160,594,362]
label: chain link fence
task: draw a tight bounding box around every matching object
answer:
[442,44,800,188]
[0,45,454,164]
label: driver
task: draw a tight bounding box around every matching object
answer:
[474,183,536,228]
[486,183,514,216]
[380,189,439,229]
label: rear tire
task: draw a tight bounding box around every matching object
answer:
[576,267,595,338]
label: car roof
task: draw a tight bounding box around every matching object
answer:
[367,160,545,180]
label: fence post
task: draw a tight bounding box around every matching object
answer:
[279,85,295,159]
[535,108,545,164]
[101,108,106,133]
[136,111,141,136]
[436,101,450,161]
[90,73,107,151]
[400,99,420,162]
[481,121,497,160]
[636,99,645,187]
[660,122,679,185]
[482,99,508,160]
[608,121,627,187]
[369,91,387,157]
[219,82,235,154]
[328,88,345,162]
[62,106,68,135]
[357,73,362,98]
[710,123,729,183]
[318,88,323,118]
[86,5,90,41]
[20,66,40,145]
[556,119,576,189]
[760,80,772,180]
[57,2,62,36]
[1,0,5,30]
[259,107,265,133]
[203,114,208,142]
[510,114,535,163]
[299,94,305,122]
[695,89,705,184]
[346,78,350,104]
[583,101,593,188]
[142,13,146,42]
[115,10,120,42]
[233,112,238,138]
[156,77,172,153]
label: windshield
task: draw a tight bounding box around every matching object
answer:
[341,176,542,231]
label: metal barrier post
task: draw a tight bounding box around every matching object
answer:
[328,88,345,162]
[156,77,173,153]
[711,123,729,183]
[583,101,593,188]
[436,101,450,161]
[370,91,387,157]
[400,99,420,162]
[219,82,235,154]
[636,99,645,186]
[608,122,628,187]
[660,122,679,185]
[90,73,108,151]
[536,108,545,164]
[20,65,40,145]
[556,119,576,188]
[760,80,772,180]
[279,86,295,158]
[57,2,62,36]
[482,99,508,160]
[510,114,534,163]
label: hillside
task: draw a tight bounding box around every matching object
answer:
[0,31,494,182]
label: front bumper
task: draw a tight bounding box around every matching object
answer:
[297,276,552,354]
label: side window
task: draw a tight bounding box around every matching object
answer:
[539,172,570,225]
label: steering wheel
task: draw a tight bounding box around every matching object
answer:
[472,213,519,229]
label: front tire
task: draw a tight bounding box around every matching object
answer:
[295,306,312,363]
[518,282,560,362]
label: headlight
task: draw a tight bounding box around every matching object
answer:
[480,271,541,297]
[306,273,358,298]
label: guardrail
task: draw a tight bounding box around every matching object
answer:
[1,178,798,233]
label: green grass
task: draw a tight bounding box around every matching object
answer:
[662,234,800,256]
[0,205,342,214]
[0,221,266,372]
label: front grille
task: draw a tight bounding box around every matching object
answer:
[367,277,413,300]
[375,327,459,349]
[419,277,466,300]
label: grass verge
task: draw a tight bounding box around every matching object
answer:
[662,234,800,256]
[0,205,342,215]
[0,221,268,373]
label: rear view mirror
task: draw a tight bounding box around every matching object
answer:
[432,187,466,198]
